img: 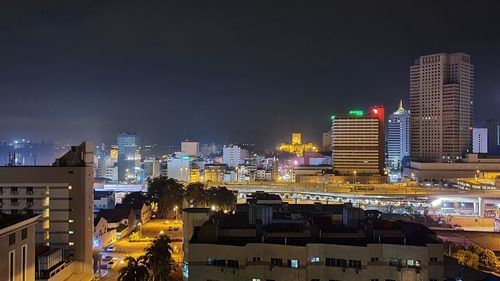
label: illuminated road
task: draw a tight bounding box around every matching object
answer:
[96,219,183,281]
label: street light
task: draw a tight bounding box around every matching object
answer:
[353,171,357,184]
[138,222,142,237]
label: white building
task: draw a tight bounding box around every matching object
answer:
[410,53,474,162]
[387,100,410,169]
[473,128,488,154]
[143,158,161,179]
[0,142,95,276]
[167,157,191,181]
[181,141,200,157]
[223,145,249,168]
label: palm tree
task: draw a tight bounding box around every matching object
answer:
[143,234,175,281]
[118,256,150,281]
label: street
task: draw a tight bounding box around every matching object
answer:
[95,219,183,280]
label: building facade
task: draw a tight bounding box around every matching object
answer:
[387,100,410,170]
[181,141,200,157]
[204,164,228,183]
[0,214,39,281]
[331,107,385,175]
[167,157,191,182]
[279,133,318,157]
[0,142,94,275]
[472,128,488,154]
[223,145,248,168]
[486,119,500,155]
[117,132,140,181]
[410,53,474,162]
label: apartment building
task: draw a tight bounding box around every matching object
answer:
[0,142,94,276]
[183,193,443,281]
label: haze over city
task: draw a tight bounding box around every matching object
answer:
[1,0,499,147]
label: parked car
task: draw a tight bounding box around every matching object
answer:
[106,244,116,251]
[102,255,113,262]
[452,224,464,231]
[107,258,118,268]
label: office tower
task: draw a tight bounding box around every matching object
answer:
[472,128,488,153]
[486,119,500,154]
[181,141,200,157]
[0,142,94,275]
[167,156,191,181]
[143,158,161,179]
[410,53,474,162]
[331,107,385,175]
[387,100,410,169]
[117,132,140,181]
[222,145,249,168]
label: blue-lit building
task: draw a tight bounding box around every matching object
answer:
[386,100,410,170]
[117,132,140,181]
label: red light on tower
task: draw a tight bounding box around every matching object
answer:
[372,108,378,115]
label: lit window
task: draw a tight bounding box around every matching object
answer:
[68,231,74,234]
[310,257,320,263]
[288,259,299,268]
[68,242,74,246]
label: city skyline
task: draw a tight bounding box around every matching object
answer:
[1,1,499,147]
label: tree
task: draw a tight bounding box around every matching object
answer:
[468,244,497,269]
[455,250,479,269]
[118,256,149,281]
[207,186,236,211]
[123,192,148,206]
[143,234,175,281]
[147,177,184,218]
[184,183,207,207]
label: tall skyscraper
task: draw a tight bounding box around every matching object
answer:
[472,128,488,153]
[331,107,385,175]
[386,100,410,169]
[222,145,249,168]
[410,53,474,162]
[486,119,500,155]
[117,132,140,181]
[0,142,94,275]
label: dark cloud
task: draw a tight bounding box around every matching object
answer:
[0,0,499,146]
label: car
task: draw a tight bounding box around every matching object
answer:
[107,259,117,269]
[106,244,116,251]
[102,255,113,262]
[452,224,464,231]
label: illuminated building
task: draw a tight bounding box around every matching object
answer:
[222,145,249,168]
[472,128,488,154]
[167,156,191,182]
[117,132,141,181]
[110,145,118,160]
[181,141,200,157]
[322,130,332,151]
[204,164,228,183]
[410,53,474,162]
[331,107,385,175]
[278,133,318,157]
[190,166,201,182]
[0,142,95,276]
[387,100,410,169]
[143,158,161,179]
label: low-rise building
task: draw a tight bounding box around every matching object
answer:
[0,214,39,281]
[93,217,116,250]
[95,207,136,240]
[204,164,228,183]
[183,193,443,281]
[94,191,115,211]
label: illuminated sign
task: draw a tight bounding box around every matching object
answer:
[348,110,364,116]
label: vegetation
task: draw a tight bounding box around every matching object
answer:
[118,256,149,281]
[122,192,148,206]
[119,235,175,281]
[455,249,479,268]
[184,183,236,210]
[146,177,237,218]
[448,242,499,272]
[147,177,184,218]
[143,235,175,281]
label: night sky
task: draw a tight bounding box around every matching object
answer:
[1,0,499,148]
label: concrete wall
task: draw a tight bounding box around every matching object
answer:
[0,220,37,281]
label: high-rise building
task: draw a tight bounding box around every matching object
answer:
[387,100,410,169]
[472,128,488,154]
[410,53,474,162]
[486,119,500,155]
[117,132,140,181]
[222,145,249,168]
[181,141,200,157]
[0,142,94,276]
[322,131,332,151]
[331,107,385,175]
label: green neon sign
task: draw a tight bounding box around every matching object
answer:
[348,110,364,116]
